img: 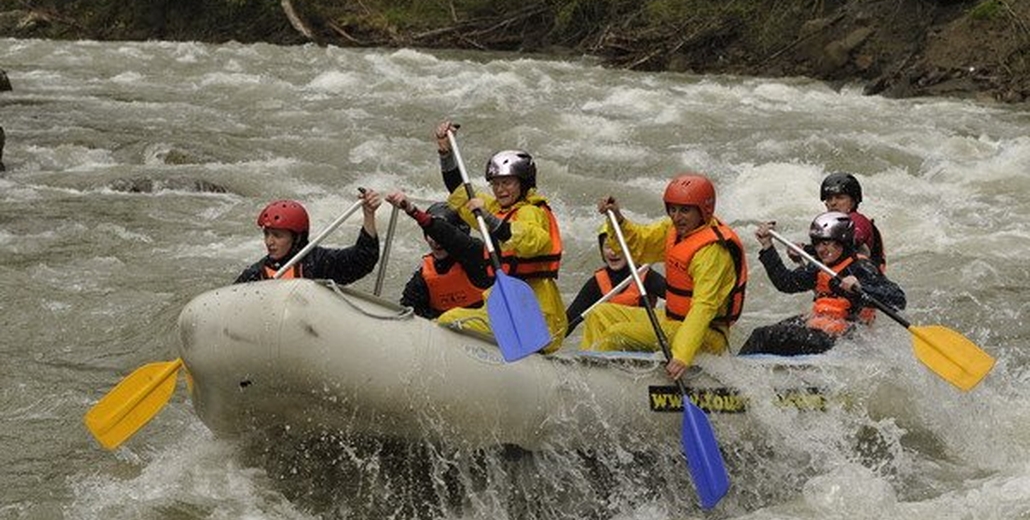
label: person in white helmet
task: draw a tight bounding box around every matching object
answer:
[740,211,905,356]
[432,120,566,353]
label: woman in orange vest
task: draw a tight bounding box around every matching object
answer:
[582,173,748,381]
[386,192,492,319]
[433,120,566,353]
[739,211,906,356]
[564,229,667,337]
[234,191,381,284]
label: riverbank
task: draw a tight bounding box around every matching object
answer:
[1,0,1028,103]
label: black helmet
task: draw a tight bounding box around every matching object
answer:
[820,172,863,205]
[427,202,470,235]
[485,150,536,191]
[809,211,854,245]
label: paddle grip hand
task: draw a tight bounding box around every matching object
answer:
[598,196,624,224]
[435,121,460,154]
[829,275,861,295]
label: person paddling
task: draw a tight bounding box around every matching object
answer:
[581,173,747,380]
[564,228,666,337]
[386,192,492,319]
[433,120,567,353]
[739,212,905,356]
[234,191,381,284]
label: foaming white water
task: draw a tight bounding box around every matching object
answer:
[69,427,317,520]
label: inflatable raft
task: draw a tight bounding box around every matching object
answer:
[177,279,832,450]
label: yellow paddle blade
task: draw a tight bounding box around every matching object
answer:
[84,359,183,450]
[910,325,995,392]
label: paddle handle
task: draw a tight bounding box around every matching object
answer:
[446,130,504,270]
[274,196,365,279]
[373,204,400,296]
[768,229,911,328]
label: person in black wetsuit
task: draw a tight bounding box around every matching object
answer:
[234,190,381,284]
[739,211,906,356]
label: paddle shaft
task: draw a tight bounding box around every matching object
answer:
[373,204,400,296]
[607,210,730,509]
[567,263,651,332]
[274,197,365,279]
[446,130,505,273]
[767,230,911,327]
[606,211,685,390]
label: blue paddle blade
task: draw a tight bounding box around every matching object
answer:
[681,400,730,509]
[487,271,551,362]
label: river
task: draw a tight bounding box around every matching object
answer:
[2,38,1030,519]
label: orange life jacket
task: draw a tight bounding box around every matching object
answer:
[422,255,485,313]
[263,263,302,280]
[807,255,876,335]
[663,220,747,325]
[490,201,563,280]
[594,268,645,307]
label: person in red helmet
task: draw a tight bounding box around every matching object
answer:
[234,189,382,284]
[739,212,905,356]
[583,173,748,380]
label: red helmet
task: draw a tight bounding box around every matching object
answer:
[257,200,309,234]
[663,173,716,220]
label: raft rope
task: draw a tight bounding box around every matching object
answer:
[324,280,415,320]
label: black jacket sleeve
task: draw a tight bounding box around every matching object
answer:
[565,277,604,334]
[759,246,818,294]
[439,151,464,193]
[643,269,667,301]
[302,228,380,286]
[399,267,437,319]
[843,258,907,311]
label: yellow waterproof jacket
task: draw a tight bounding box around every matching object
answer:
[604,216,739,365]
[448,187,567,352]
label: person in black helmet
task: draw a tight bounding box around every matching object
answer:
[739,212,905,356]
[818,172,886,271]
[386,191,492,319]
[235,190,382,284]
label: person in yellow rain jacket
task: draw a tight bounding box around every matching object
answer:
[433,121,567,353]
[582,173,747,380]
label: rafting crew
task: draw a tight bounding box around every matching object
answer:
[433,121,567,353]
[564,229,667,337]
[738,212,906,356]
[581,173,748,380]
[235,191,381,284]
[385,192,492,319]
